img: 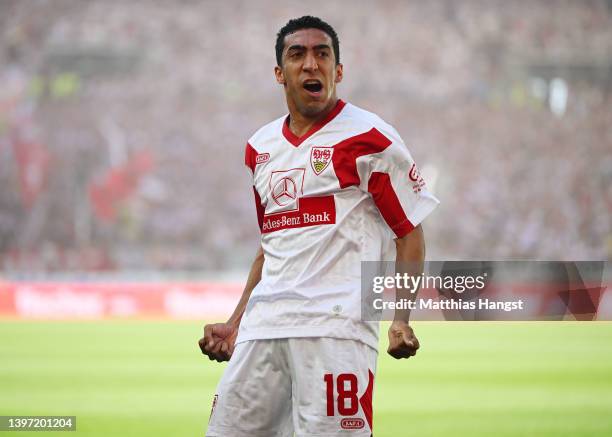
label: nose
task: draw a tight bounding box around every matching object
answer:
[302,50,318,72]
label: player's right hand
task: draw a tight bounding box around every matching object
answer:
[198,322,238,362]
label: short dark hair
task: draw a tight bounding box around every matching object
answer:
[275,16,340,66]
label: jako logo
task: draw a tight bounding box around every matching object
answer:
[340,418,365,430]
[256,153,270,164]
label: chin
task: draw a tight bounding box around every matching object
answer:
[299,100,329,117]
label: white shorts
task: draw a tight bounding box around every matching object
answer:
[205,337,378,437]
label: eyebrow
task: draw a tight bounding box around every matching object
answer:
[286,44,331,52]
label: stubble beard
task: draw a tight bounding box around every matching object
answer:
[295,91,335,120]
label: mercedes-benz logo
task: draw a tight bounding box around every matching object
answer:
[272,177,297,206]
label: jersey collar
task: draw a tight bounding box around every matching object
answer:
[282,99,346,147]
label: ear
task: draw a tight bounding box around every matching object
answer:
[274,65,286,85]
[335,63,344,84]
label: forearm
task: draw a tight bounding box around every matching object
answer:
[394,224,425,323]
[227,245,264,326]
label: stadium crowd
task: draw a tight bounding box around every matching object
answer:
[0,0,610,272]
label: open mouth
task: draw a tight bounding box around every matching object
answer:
[303,80,323,94]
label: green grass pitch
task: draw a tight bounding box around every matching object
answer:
[1,321,611,436]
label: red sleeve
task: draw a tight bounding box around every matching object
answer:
[367,172,414,237]
[252,186,264,232]
[245,142,264,231]
[245,142,257,174]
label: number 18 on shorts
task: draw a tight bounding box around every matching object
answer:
[206,337,377,437]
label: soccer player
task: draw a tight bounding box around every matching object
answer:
[199,16,439,436]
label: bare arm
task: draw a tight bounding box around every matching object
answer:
[387,224,425,359]
[393,224,425,323]
[227,245,264,326]
[198,246,264,362]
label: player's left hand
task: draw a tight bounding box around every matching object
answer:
[387,321,420,359]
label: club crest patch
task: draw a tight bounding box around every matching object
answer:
[310,146,333,175]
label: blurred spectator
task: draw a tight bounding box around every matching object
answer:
[0,0,610,272]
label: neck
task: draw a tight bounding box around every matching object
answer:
[287,98,338,137]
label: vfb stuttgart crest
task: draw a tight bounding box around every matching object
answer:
[310,146,333,175]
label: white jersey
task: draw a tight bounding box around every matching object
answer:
[236,100,439,351]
